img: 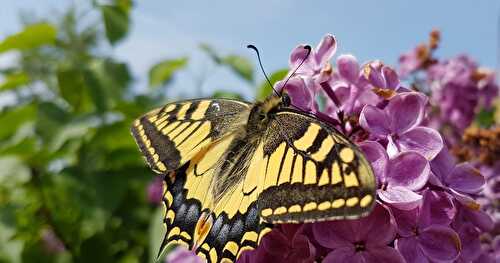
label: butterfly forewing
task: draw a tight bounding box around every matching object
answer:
[257,109,376,223]
[131,99,250,174]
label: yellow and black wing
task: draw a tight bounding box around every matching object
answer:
[131,99,250,174]
[160,134,271,263]
[131,98,269,262]
[257,109,376,223]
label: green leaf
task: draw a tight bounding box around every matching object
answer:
[0,23,57,53]
[199,43,222,63]
[211,90,244,100]
[0,221,23,263]
[148,207,166,262]
[101,4,130,45]
[256,68,288,100]
[0,156,31,188]
[79,58,133,112]
[223,55,254,83]
[48,118,94,153]
[83,68,108,113]
[0,104,36,141]
[57,67,86,111]
[148,58,188,88]
[475,107,495,128]
[0,72,30,91]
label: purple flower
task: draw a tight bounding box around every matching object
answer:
[336,54,360,84]
[276,76,316,112]
[362,62,401,93]
[398,43,434,78]
[323,56,379,117]
[394,189,461,263]
[484,175,500,201]
[454,202,494,233]
[360,141,430,210]
[238,224,315,263]
[360,92,443,160]
[430,147,485,195]
[313,203,405,263]
[426,55,499,136]
[147,176,164,205]
[166,246,203,263]
[289,34,336,85]
[41,228,66,253]
[455,222,482,262]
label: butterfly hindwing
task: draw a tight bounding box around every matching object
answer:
[131,99,250,174]
[257,109,376,223]
[160,135,272,263]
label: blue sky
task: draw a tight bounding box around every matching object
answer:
[1,1,500,99]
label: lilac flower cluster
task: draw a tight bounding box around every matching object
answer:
[399,32,500,262]
[162,34,498,262]
[237,34,496,263]
[399,33,499,145]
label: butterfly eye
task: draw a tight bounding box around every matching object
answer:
[282,94,291,107]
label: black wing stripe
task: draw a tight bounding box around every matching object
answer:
[140,117,181,170]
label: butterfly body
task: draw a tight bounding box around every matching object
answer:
[131,95,376,262]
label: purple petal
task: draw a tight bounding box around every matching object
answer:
[398,126,443,160]
[322,247,356,263]
[359,141,388,184]
[418,189,456,228]
[458,202,494,232]
[167,246,204,263]
[386,135,400,158]
[386,151,430,190]
[456,223,482,262]
[289,44,315,74]
[430,147,455,184]
[392,207,419,237]
[359,105,391,137]
[382,66,400,90]
[364,64,386,89]
[363,203,397,245]
[398,48,422,77]
[451,190,482,212]
[147,177,164,205]
[473,253,497,263]
[337,54,359,83]
[290,234,316,262]
[395,237,431,263]
[365,245,406,263]
[279,77,314,111]
[281,223,303,240]
[236,249,256,263]
[328,80,351,109]
[261,229,290,256]
[427,172,445,188]
[378,186,422,210]
[312,221,355,249]
[418,225,461,262]
[447,163,485,194]
[386,92,427,134]
[314,34,337,66]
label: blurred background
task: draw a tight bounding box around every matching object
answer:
[0,1,499,262]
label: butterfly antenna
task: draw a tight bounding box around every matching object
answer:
[280,45,312,95]
[247,44,279,96]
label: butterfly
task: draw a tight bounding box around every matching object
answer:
[131,46,376,263]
